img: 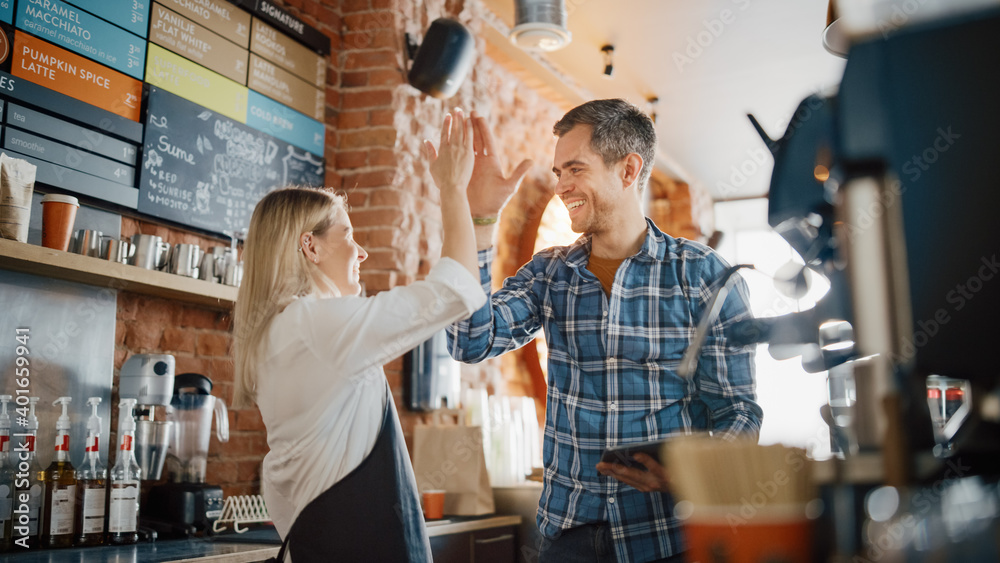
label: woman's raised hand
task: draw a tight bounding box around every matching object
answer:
[424,108,475,194]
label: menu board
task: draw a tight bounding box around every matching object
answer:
[250,16,324,87]
[12,30,142,121]
[15,0,146,79]
[145,42,248,122]
[0,69,142,142]
[64,0,150,38]
[0,68,141,208]
[145,41,323,155]
[246,90,323,156]
[0,0,329,234]
[6,102,138,165]
[138,86,323,234]
[248,53,322,120]
[149,2,248,84]
[231,0,329,55]
[157,0,250,48]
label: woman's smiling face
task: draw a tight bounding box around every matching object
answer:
[311,206,367,296]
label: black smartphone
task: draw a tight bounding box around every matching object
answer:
[600,439,666,470]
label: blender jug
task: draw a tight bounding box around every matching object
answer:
[165,373,229,483]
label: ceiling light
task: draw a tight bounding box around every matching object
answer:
[510,0,572,52]
[647,96,659,124]
[601,45,614,77]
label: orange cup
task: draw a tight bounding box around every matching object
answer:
[683,507,813,563]
[422,490,445,520]
[40,194,79,251]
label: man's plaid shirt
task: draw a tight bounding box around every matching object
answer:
[448,218,762,562]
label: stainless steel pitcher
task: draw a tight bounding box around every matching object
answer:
[72,229,103,257]
[130,234,171,270]
[102,237,135,264]
[198,246,235,283]
[168,243,204,278]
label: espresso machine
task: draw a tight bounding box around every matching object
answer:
[145,373,229,537]
[726,4,1000,559]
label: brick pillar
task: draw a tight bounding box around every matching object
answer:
[330,0,570,437]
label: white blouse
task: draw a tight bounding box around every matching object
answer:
[256,258,486,538]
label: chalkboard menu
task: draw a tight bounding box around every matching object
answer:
[138,86,323,234]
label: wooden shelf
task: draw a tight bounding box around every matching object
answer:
[0,238,238,309]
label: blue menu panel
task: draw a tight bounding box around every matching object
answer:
[247,90,324,156]
[16,0,146,79]
[65,0,151,38]
[0,0,13,24]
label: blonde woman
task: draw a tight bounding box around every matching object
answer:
[233,109,484,562]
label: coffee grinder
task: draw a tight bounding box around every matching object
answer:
[145,373,229,537]
[119,354,175,481]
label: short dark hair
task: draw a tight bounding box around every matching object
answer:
[553,99,657,192]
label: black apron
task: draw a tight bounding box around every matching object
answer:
[272,382,432,562]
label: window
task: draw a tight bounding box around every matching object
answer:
[715,199,832,459]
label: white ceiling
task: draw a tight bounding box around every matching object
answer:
[481,0,846,200]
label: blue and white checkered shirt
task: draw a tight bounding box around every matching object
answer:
[448,218,762,562]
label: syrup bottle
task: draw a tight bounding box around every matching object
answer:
[0,395,15,552]
[40,397,77,548]
[107,398,140,545]
[74,397,106,546]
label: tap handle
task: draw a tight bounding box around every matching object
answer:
[678,264,754,378]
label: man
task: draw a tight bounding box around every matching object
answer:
[448,99,762,563]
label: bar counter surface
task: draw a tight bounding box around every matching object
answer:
[1,528,280,563]
[1,516,522,562]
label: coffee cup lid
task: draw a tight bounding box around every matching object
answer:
[41,194,80,206]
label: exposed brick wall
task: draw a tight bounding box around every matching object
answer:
[340,0,577,441]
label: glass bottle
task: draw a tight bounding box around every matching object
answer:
[40,397,77,548]
[75,397,106,546]
[107,398,140,545]
[0,395,15,552]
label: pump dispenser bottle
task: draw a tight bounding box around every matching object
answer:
[40,397,77,548]
[12,397,43,549]
[0,395,15,552]
[74,397,106,546]
[108,398,140,545]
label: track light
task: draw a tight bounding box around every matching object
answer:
[601,45,614,77]
[647,96,659,124]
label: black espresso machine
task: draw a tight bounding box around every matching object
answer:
[726,5,1000,560]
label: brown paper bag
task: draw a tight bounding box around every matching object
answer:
[412,422,494,516]
[0,153,37,243]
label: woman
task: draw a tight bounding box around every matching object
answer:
[233,109,484,561]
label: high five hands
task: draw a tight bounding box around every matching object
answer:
[467,111,533,219]
[424,108,476,193]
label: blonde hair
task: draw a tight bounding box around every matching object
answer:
[233,187,347,408]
